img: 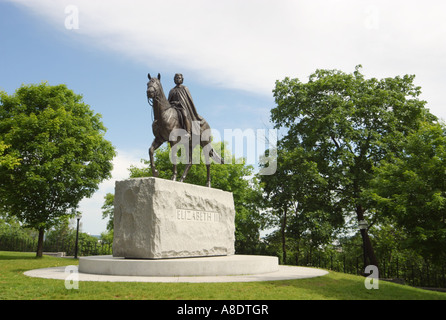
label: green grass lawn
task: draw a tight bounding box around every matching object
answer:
[1,251,445,300]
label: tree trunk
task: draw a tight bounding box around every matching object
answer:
[36,228,44,258]
[296,240,300,266]
[281,207,287,265]
[356,205,379,271]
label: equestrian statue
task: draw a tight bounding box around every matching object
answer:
[146,73,223,187]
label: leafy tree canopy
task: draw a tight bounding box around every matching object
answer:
[367,122,446,262]
[0,83,116,256]
[269,65,437,268]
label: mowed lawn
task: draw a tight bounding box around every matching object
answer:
[1,251,445,300]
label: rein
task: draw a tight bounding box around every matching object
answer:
[148,98,167,123]
[147,84,170,122]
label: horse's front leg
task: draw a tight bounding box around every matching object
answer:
[172,164,177,181]
[180,163,192,182]
[149,138,164,177]
[170,141,178,181]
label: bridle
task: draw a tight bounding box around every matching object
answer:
[147,78,166,122]
[147,79,158,123]
[147,79,160,106]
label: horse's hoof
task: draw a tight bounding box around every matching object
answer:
[152,170,159,177]
[171,175,177,181]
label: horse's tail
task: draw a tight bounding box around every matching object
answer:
[213,149,224,164]
[209,147,224,165]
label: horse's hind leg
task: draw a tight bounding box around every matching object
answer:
[206,164,211,188]
[149,137,164,177]
[179,138,193,182]
[170,140,178,181]
[179,163,192,182]
[203,143,212,187]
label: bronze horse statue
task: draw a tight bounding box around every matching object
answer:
[146,73,223,187]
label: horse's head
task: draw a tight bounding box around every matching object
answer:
[147,73,162,99]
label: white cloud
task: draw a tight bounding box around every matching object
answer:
[8,0,446,113]
[10,0,446,120]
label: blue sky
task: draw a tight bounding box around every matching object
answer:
[2,0,446,235]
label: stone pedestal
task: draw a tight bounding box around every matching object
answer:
[113,177,235,259]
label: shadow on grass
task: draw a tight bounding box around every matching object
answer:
[0,254,38,260]
[259,270,446,300]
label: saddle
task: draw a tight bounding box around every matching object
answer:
[170,101,188,132]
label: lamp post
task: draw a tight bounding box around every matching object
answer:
[358,219,368,274]
[74,213,82,259]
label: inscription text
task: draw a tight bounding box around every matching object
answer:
[176,209,220,222]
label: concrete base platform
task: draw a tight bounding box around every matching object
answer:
[24,254,328,283]
[78,255,278,277]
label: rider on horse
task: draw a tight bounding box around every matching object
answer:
[168,74,203,137]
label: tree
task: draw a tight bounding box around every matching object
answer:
[367,122,446,262]
[270,66,436,269]
[101,192,115,232]
[259,145,342,264]
[0,83,115,257]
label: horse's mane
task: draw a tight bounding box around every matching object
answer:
[149,79,170,122]
[155,79,169,105]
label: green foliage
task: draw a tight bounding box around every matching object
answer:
[267,65,438,267]
[101,193,115,232]
[0,141,21,169]
[0,217,37,242]
[0,83,116,233]
[259,145,342,264]
[271,65,435,214]
[100,229,114,244]
[44,218,76,245]
[367,122,446,262]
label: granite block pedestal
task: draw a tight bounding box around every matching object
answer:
[112,177,235,259]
